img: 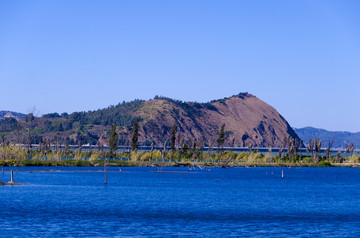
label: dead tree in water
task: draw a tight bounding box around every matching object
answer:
[314,137,322,163]
[278,146,283,159]
[97,140,101,152]
[157,140,168,172]
[268,146,273,162]
[104,158,108,184]
[248,144,253,154]
[25,128,32,155]
[24,112,36,156]
[55,137,59,154]
[150,141,154,161]
[217,124,225,148]
[345,144,350,154]
[170,124,177,153]
[350,143,355,156]
[187,138,193,160]
[191,138,198,161]
[308,139,314,157]
[293,139,299,160]
[108,125,118,158]
[47,138,51,153]
[180,139,188,161]
[176,134,182,162]
[1,135,6,173]
[190,138,198,168]
[198,138,205,162]
[207,139,213,162]
[336,151,343,163]
[284,136,294,160]
[306,145,309,156]
[65,141,70,155]
[78,141,82,155]
[161,140,168,161]
[325,140,334,161]
[59,137,63,153]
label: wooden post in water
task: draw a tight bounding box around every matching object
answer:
[104,159,108,184]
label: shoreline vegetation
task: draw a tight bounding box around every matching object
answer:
[1,110,358,170]
[1,144,359,169]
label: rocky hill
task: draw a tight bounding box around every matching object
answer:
[131,93,299,147]
[1,93,300,147]
[0,111,25,121]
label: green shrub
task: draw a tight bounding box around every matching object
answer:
[348,155,360,163]
[318,161,332,167]
[236,152,249,161]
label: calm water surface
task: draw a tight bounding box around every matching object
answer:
[0,167,360,237]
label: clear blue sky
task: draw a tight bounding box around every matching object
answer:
[1,0,359,132]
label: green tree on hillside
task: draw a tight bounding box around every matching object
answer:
[217,124,225,148]
[170,124,177,151]
[25,113,35,123]
[130,119,139,151]
[109,124,118,157]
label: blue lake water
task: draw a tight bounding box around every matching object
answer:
[1,167,360,237]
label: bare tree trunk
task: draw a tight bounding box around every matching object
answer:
[207,139,212,162]
[198,138,204,162]
[278,146,283,159]
[161,140,168,161]
[314,137,322,163]
[2,139,6,173]
[150,141,154,161]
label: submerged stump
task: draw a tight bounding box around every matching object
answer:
[0,170,22,185]
[10,170,14,183]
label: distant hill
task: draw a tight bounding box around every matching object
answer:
[294,127,360,148]
[1,93,301,147]
[0,111,25,121]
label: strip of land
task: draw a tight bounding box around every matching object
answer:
[1,144,359,168]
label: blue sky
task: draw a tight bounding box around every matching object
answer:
[1,0,359,132]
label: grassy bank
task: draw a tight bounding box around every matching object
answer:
[1,160,359,168]
[0,144,359,168]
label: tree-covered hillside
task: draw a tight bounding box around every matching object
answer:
[0,93,301,148]
[295,127,360,149]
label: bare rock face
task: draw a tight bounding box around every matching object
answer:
[131,93,300,147]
